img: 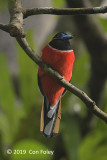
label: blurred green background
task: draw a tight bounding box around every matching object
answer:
[0,0,107,160]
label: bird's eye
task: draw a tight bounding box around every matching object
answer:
[62,33,65,37]
[56,34,61,38]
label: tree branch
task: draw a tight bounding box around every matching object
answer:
[0,0,106,124]
[16,37,107,123]
[22,6,107,18]
[8,0,25,37]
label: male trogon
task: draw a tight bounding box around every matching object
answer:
[38,32,75,138]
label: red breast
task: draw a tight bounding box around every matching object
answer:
[38,44,75,106]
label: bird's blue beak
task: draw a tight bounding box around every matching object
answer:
[63,34,73,39]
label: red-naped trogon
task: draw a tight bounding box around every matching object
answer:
[38,32,75,138]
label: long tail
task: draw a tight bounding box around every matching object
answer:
[40,97,61,138]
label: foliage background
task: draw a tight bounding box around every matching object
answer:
[0,0,107,160]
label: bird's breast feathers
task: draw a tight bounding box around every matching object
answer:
[40,44,75,79]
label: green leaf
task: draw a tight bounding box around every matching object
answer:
[61,115,81,160]
[98,17,107,33]
[10,139,53,160]
[0,54,17,141]
[52,0,65,8]
[93,145,107,160]
[0,54,25,144]
[0,113,11,143]
[72,52,90,87]
[79,130,107,160]
[0,0,7,10]
[17,30,40,112]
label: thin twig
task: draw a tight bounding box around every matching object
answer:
[22,6,107,18]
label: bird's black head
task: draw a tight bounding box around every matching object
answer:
[49,32,73,50]
[53,32,73,40]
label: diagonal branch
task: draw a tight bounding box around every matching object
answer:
[22,6,107,18]
[16,37,107,123]
[0,0,106,124]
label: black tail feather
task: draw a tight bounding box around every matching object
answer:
[40,97,61,138]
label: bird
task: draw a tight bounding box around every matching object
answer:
[37,32,75,138]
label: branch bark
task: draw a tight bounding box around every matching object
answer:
[22,6,107,18]
[8,0,25,37]
[0,0,107,124]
